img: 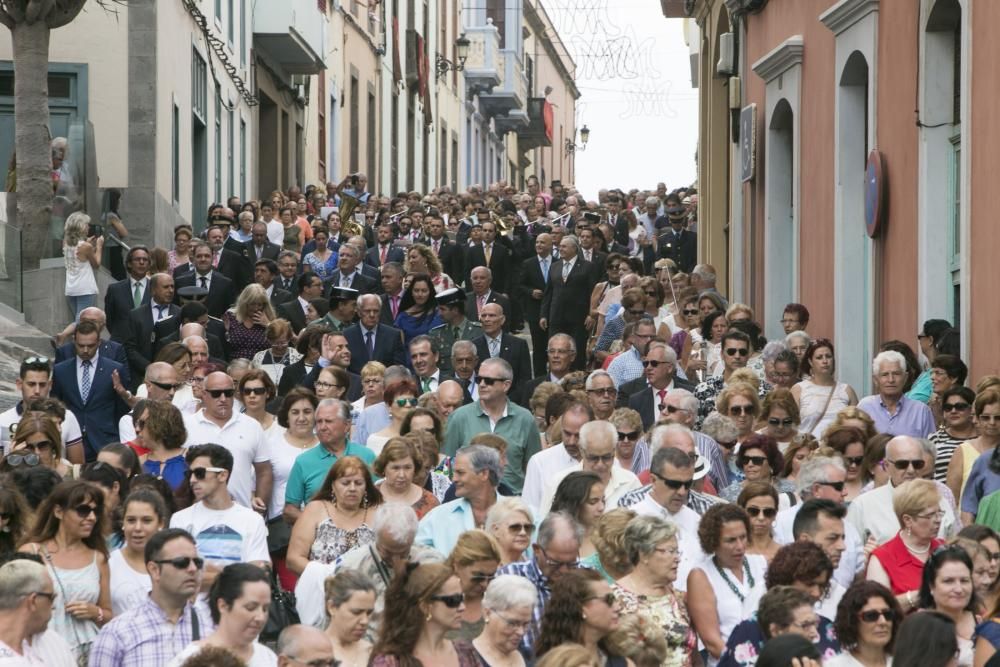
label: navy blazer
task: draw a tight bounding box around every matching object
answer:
[52,355,129,460]
[54,339,128,372]
[343,323,407,374]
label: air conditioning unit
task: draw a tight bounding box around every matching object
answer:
[717,32,735,76]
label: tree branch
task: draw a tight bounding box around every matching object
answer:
[0,7,15,29]
[45,0,86,29]
[25,0,55,24]
[0,0,26,23]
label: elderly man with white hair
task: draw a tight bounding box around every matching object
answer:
[0,557,75,664]
[537,420,642,516]
[658,388,730,491]
[295,502,444,630]
[857,350,936,437]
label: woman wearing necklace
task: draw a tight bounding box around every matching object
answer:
[737,482,780,563]
[868,479,945,612]
[687,503,768,666]
[374,438,440,519]
[826,581,901,667]
[324,569,377,667]
[613,515,697,667]
[916,546,979,667]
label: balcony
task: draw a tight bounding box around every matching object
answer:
[479,50,527,118]
[463,21,502,96]
[253,0,327,75]
[515,97,553,150]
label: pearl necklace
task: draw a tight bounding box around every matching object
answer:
[902,536,930,554]
[715,557,755,603]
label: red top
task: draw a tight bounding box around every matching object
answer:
[871,532,944,595]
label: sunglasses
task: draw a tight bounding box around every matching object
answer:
[683,309,699,316]
[242,386,269,396]
[477,376,507,386]
[72,504,98,518]
[651,471,694,490]
[394,397,419,407]
[537,546,578,571]
[980,415,1000,423]
[24,356,50,364]
[153,556,205,570]
[886,459,926,471]
[844,456,865,467]
[586,387,617,397]
[6,453,39,467]
[717,440,737,449]
[767,417,794,427]
[470,573,497,584]
[585,593,617,607]
[745,507,777,519]
[725,348,750,357]
[729,405,755,416]
[430,593,465,608]
[133,418,147,431]
[739,455,768,467]
[642,360,668,368]
[943,402,970,412]
[817,480,846,492]
[206,388,236,398]
[149,380,184,391]
[617,430,640,441]
[508,522,535,534]
[584,453,615,464]
[859,609,897,623]
[190,466,227,480]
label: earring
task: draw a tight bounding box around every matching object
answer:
[426,613,433,621]
[362,495,369,509]
[582,614,588,620]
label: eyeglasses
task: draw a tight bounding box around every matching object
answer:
[477,376,508,386]
[508,522,535,534]
[651,471,694,490]
[816,480,846,492]
[767,417,795,427]
[394,397,419,407]
[844,456,864,467]
[617,430,640,441]
[154,556,205,570]
[494,612,532,631]
[627,308,646,316]
[739,455,768,467]
[190,466,227,480]
[653,545,681,557]
[915,510,945,521]
[586,387,617,397]
[205,388,236,398]
[729,405,755,416]
[886,458,926,471]
[6,453,39,467]
[660,404,689,415]
[537,546,578,571]
[943,402,970,412]
[987,552,1000,562]
[289,659,339,667]
[547,348,573,356]
[584,453,615,464]
[789,619,819,632]
[149,380,184,392]
[642,359,668,368]
[585,593,616,607]
[430,593,465,608]
[745,507,777,518]
[470,572,497,584]
[725,348,749,357]
[979,415,1000,423]
[242,386,269,396]
[72,504,98,518]
[717,440,737,450]
[859,609,897,623]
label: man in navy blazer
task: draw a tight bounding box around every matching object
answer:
[343,294,407,374]
[53,307,129,371]
[51,320,129,461]
[365,221,406,268]
[104,245,153,341]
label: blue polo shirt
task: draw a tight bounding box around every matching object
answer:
[284,441,375,508]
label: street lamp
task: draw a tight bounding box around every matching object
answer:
[565,124,590,154]
[436,34,471,79]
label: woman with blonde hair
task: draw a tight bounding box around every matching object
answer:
[62,211,102,320]
[251,318,300,385]
[485,498,535,565]
[224,284,275,360]
[824,406,878,445]
[404,243,454,293]
[581,507,636,583]
[715,382,762,445]
[446,529,503,640]
[353,361,387,416]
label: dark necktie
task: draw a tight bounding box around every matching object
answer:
[199,276,208,289]
[365,331,374,358]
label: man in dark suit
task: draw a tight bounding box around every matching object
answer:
[365,221,405,269]
[540,236,595,370]
[379,262,405,326]
[275,251,301,293]
[173,242,236,318]
[105,245,152,341]
[51,320,129,461]
[323,243,378,296]
[53,307,129,369]
[343,294,407,374]
[246,222,282,262]
[277,272,325,334]
[578,227,608,277]
[626,341,696,429]
[125,273,180,388]
[656,206,698,274]
[463,220,511,293]
[518,232,554,376]
[515,332,577,408]
[466,267,512,326]
[471,303,531,395]
[254,258,293,307]
[424,213,461,279]
[153,299,227,361]
[204,224,252,294]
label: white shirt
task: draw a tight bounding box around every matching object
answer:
[633,495,703,591]
[265,220,285,245]
[846,482,957,546]
[773,503,865,589]
[167,641,277,667]
[194,271,213,291]
[0,629,75,666]
[522,443,578,513]
[108,549,151,616]
[170,501,270,568]
[150,300,171,324]
[538,462,642,518]
[0,406,81,454]
[264,427,298,521]
[129,276,149,300]
[183,410,270,508]
[418,370,441,393]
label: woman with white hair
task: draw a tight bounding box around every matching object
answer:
[62,211,102,320]
[472,575,538,667]
[485,498,535,565]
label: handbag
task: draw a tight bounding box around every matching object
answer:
[261,565,300,644]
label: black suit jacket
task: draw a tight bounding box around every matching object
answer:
[274,275,298,293]
[626,378,699,430]
[464,243,512,292]
[105,277,152,341]
[52,355,129,459]
[656,229,697,274]
[55,339,128,370]
[245,240,282,262]
[429,238,461,279]
[300,363,364,402]
[173,271,236,319]
[540,258,595,330]
[518,255,550,323]
[268,286,294,307]
[276,298,309,335]
[126,302,180,385]
[364,244,405,269]
[516,374,559,408]
[323,271,378,297]
[216,248,252,294]
[152,316,228,359]
[472,332,532,395]
[343,323,407,374]
[465,291,512,327]
[583,249,608,277]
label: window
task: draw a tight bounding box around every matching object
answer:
[191,49,207,123]
[487,0,505,48]
[349,76,359,172]
[440,121,448,187]
[318,76,327,180]
[215,0,222,22]
[172,103,180,204]
[239,118,246,200]
[227,0,234,45]
[391,92,399,193]
[214,85,222,203]
[949,134,961,324]
[227,104,234,200]
[367,88,376,190]
[240,0,246,67]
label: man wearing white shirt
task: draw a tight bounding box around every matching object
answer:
[118,362,180,442]
[632,445,703,590]
[789,498,849,620]
[183,371,272,512]
[522,401,593,513]
[0,558,76,665]
[538,420,641,516]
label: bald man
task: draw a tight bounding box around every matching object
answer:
[53,307,129,370]
[471,303,532,394]
[276,625,336,667]
[119,362,181,442]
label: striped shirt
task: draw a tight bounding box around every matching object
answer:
[89,596,213,667]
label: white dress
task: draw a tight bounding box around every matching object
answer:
[825,655,892,667]
[695,553,768,667]
[63,241,97,297]
[108,549,151,616]
[166,641,278,667]
[798,380,852,437]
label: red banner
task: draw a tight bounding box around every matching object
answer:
[543,100,554,142]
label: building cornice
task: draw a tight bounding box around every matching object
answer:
[819,0,879,36]
[752,35,803,82]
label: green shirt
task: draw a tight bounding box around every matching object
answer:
[441,399,541,493]
[284,441,375,507]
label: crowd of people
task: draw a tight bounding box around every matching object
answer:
[3,174,999,667]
